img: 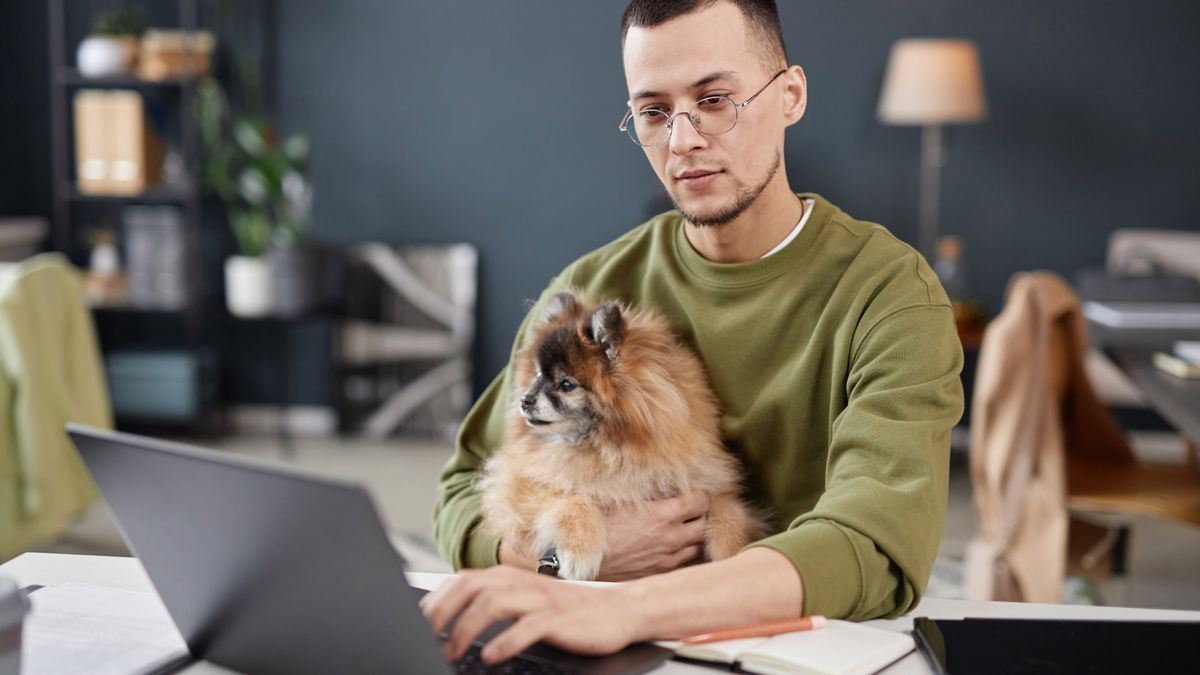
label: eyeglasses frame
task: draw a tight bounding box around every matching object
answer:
[618,69,788,147]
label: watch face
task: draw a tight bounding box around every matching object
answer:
[537,550,560,577]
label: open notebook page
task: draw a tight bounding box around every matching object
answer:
[736,620,915,675]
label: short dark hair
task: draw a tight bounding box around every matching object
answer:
[620,0,788,72]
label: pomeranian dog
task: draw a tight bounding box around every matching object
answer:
[476,290,765,580]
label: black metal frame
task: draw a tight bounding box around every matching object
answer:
[47,0,216,431]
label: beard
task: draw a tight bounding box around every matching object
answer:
[671,150,781,228]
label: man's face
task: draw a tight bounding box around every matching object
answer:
[622,2,787,226]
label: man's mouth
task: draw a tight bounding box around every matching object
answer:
[674,169,723,189]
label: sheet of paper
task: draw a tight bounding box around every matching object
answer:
[23,582,189,675]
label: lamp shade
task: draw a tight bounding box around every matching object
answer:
[878,39,987,125]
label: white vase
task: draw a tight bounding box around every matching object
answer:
[225,256,273,318]
[76,36,137,77]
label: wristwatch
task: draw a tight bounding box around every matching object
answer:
[536,547,560,577]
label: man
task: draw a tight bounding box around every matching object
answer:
[422,0,963,665]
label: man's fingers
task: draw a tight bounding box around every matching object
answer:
[664,512,708,552]
[421,572,482,634]
[480,613,552,664]
[680,511,709,545]
[444,589,527,662]
[669,544,703,570]
[676,489,712,522]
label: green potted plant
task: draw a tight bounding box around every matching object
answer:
[77,6,143,78]
[195,74,311,317]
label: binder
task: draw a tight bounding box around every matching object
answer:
[72,90,163,196]
[72,91,112,194]
[107,90,162,195]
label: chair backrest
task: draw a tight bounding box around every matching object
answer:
[0,254,112,559]
[1107,229,1200,281]
[966,272,1133,603]
[337,243,478,438]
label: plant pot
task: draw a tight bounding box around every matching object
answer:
[268,244,325,317]
[224,255,273,317]
[77,35,138,78]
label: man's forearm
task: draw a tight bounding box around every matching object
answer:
[622,547,804,641]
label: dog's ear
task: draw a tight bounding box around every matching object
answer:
[590,301,624,362]
[541,291,580,324]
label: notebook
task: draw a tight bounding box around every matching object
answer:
[673,619,914,675]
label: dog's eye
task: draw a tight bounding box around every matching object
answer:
[558,379,577,393]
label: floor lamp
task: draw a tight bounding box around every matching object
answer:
[878,39,987,259]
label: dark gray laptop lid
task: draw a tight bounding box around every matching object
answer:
[68,424,451,675]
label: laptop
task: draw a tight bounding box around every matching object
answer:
[66,425,672,675]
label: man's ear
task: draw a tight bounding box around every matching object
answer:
[782,64,807,127]
[541,291,581,323]
[590,301,624,362]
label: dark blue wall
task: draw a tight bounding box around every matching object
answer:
[0,1,51,216]
[272,1,654,396]
[271,0,1200,395]
[7,2,1199,405]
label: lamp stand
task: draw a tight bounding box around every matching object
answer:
[918,124,946,259]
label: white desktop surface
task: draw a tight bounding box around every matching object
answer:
[5,553,1200,674]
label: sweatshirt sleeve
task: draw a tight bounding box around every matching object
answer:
[748,304,963,620]
[433,282,566,569]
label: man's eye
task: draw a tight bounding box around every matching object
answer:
[697,96,727,109]
[559,379,577,393]
[638,109,669,124]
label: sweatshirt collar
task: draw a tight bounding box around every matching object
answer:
[673,192,834,288]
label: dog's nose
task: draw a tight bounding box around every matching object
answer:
[520,393,537,410]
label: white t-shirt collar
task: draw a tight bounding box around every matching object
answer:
[761,198,814,259]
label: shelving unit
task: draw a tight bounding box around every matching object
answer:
[46,0,218,431]
[60,183,199,204]
[55,66,198,88]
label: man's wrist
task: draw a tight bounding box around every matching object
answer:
[497,539,539,570]
[611,548,805,641]
[613,580,655,643]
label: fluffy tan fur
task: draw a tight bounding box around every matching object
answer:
[476,291,765,580]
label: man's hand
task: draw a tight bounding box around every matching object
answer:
[497,489,712,580]
[421,548,804,666]
[597,489,711,581]
[419,566,643,665]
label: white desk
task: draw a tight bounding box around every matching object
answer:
[5,553,1199,674]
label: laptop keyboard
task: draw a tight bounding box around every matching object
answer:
[453,643,573,675]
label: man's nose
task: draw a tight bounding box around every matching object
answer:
[669,111,708,155]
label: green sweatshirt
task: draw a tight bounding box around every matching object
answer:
[434,193,963,620]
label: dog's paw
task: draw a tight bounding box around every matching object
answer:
[556,547,603,581]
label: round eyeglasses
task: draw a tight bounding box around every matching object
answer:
[619,70,786,147]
